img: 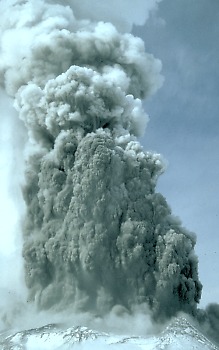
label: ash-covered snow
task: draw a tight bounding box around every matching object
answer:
[0,317,218,350]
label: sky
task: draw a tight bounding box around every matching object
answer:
[133,0,219,307]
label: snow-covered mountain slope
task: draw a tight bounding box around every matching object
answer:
[0,317,218,350]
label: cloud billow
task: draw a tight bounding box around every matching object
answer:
[0,0,210,333]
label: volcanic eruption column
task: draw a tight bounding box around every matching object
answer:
[0,0,203,322]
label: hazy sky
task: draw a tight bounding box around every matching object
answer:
[133,0,219,307]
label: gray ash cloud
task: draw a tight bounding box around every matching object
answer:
[2,1,218,343]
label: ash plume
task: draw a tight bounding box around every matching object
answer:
[1,0,218,343]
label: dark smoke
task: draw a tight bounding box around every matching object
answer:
[0,0,218,345]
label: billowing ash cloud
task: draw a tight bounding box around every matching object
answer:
[0,0,204,325]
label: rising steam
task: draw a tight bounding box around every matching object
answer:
[0,0,218,345]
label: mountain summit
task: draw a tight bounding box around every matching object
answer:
[0,317,218,349]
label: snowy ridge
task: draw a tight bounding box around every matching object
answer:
[158,317,218,350]
[0,317,218,349]
[0,324,105,349]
